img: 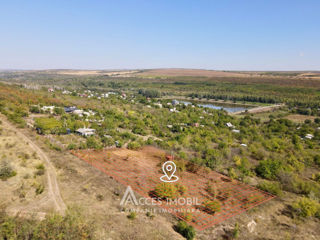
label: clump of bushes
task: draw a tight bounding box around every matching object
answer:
[0,207,95,239]
[181,212,193,222]
[154,183,187,200]
[127,141,141,150]
[255,159,282,180]
[258,180,282,196]
[84,137,103,150]
[0,160,16,180]
[314,155,320,167]
[202,200,221,214]
[35,183,44,195]
[291,197,320,218]
[312,173,320,183]
[174,221,195,240]
[127,211,137,220]
[35,163,45,176]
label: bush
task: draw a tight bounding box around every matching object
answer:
[255,159,282,180]
[86,137,102,149]
[233,222,240,238]
[258,180,282,196]
[0,160,16,180]
[35,163,45,176]
[35,183,44,195]
[312,173,320,183]
[127,141,141,150]
[203,200,221,214]
[314,155,320,167]
[67,143,77,150]
[292,197,320,218]
[154,183,187,200]
[127,211,137,220]
[181,212,193,222]
[174,221,195,240]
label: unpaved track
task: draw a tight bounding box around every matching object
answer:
[1,115,66,215]
[231,104,285,115]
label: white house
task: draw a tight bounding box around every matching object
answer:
[226,122,234,128]
[76,128,96,137]
[41,106,55,113]
[305,134,314,140]
[73,109,84,117]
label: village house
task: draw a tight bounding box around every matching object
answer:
[305,134,314,140]
[41,106,55,113]
[76,128,96,137]
[226,122,234,128]
[64,106,77,113]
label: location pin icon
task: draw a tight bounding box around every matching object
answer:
[162,161,176,180]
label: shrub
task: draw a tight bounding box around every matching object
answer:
[233,222,240,238]
[292,197,320,218]
[175,159,186,173]
[35,163,45,176]
[314,155,320,167]
[154,183,187,200]
[258,180,282,196]
[186,161,201,173]
[0,160,16,180]
[174,221,195,240]
[127,211,137,220]
[67,143,77,150]
[35,183,44,195]
[228,168,237,180]
[96,194,104,201]
[127,141,141,150]
[181,212,193,222]
[206,182,217,198]
[312,173,320,183]
[255,159,282,180]
[203,200,221,214]
[86,137,102,149]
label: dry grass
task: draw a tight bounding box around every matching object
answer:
[137,69,253,78]
[285,114,317,123]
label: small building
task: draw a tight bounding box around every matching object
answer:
[64,106,77,113]
[232,129,240,133]
[41,106,55,113]
[154,103,163,108]
[76,128,96,137]
[73,109,84,117]
[305,134,314,140]
[48,88,54,92]
[172,100,179,106]
[226,122,234,128]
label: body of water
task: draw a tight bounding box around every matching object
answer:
[179,101,250,113]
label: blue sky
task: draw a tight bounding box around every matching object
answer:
[0,0,319,70]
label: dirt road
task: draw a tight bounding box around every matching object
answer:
[231,104,285,115]
[1,115,66,215]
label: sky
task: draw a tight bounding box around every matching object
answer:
[0,0,319,70]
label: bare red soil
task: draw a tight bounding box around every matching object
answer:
[71,146,274,230]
